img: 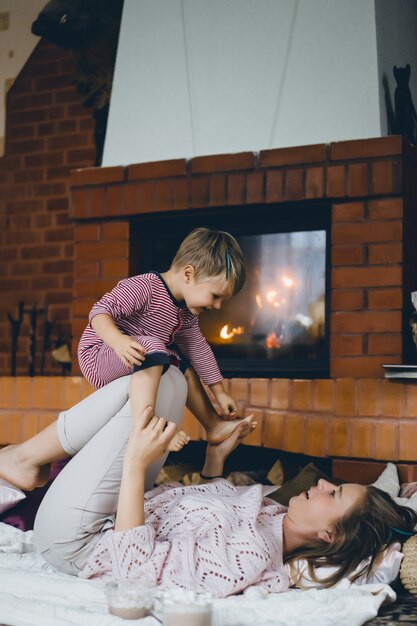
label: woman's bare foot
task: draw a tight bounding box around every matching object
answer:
[167,430,190,452]
[206,414,256,445]
[0,444,50,491]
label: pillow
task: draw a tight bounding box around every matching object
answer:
[0,479,26,514]
[371,463,417,516]
[400,482,417,498]
[155,463,198,486]
[371,462,400,498]
[390,493,417,515]
[266,459,284,487]
[288,542,403,589]
[267,462,334,507]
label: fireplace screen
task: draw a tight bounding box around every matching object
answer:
[199,230,327,375]
[134,203,330,378]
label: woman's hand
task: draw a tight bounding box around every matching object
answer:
[113,334,145,368]
[214,391,239,419]
[124,407,177,472]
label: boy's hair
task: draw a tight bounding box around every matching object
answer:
[171,227,246,295]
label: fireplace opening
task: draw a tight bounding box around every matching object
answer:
[131,202,330,378]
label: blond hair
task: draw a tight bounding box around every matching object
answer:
[171,227,246,295]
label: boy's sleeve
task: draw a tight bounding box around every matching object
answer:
[174,316,223,385]
[88,275,153,324]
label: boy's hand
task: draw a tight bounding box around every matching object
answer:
[214,391,239,420]
[114,335,145,368]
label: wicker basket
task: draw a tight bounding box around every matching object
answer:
[400,534,417,596]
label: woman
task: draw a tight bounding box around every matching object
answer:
[1,367,416,596]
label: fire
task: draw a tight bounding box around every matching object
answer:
[220,324,245,340]
[282,275,294,288]
[266,290,278,304]
[266,331,283,349]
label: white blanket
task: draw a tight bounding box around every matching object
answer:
[0,522,396,626]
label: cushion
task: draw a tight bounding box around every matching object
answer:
[0,479,26,515]
[266,459,284,486]
[289,541,404,588]
[372,463,417,515]
[155,463,198,486]
[371,462,400,498]
[400,482,417,498]
[267,462,334,506]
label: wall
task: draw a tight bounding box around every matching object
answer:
[375,0,417,135]
[0,0,46,154]
[103,0,381,166]
[1,375,417,462]
[0,39,95,376]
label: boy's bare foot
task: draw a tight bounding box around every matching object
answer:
[167,430,190,452]
[0,444,51,491]
[206,414,256,445]
[133,408,189,453]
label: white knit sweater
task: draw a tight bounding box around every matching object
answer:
[79,479,290,598]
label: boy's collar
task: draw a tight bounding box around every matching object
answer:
[151,271,185,308]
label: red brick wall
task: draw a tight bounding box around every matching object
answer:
[0,40,95,376]
[2,375,417,463]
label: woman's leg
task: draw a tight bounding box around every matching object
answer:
[33,366,187,576]
[0,375,133,490]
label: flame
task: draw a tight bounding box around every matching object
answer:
[266,290,278,304]
[220,324,245,340]
[282,275,294,288]
[266,331,282,349]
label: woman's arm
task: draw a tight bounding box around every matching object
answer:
[115,407,177,531]
[115,463,146,531]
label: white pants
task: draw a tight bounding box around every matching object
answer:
[33,366,187,575]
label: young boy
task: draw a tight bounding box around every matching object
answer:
[78,227,254,444]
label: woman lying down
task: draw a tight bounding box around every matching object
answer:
[0,368,416,596]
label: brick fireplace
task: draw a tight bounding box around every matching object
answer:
[61,135,417,463]
[2,136,417,467]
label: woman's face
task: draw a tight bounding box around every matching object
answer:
[287,479,366,539]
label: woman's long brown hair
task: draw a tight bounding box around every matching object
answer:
[285,486,417,588]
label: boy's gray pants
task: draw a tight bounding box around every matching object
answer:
[33,366,187,575]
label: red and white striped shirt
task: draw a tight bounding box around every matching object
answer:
[78,272,223,389]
